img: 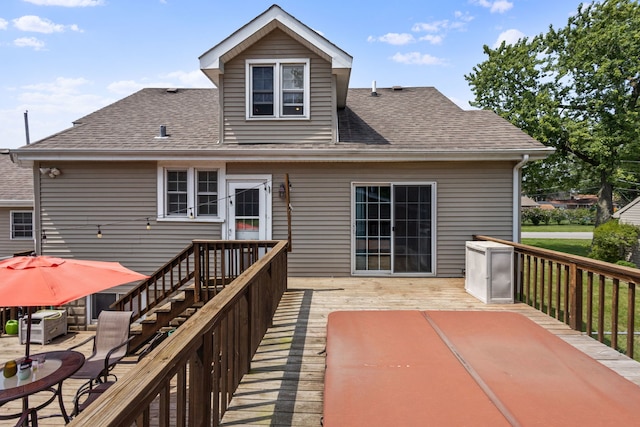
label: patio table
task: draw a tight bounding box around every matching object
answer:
[1,350,85,423]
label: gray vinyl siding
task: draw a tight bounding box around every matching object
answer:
[0,207,35,258]
[617,202,640,267]
[227,161,515,277]
[618,204,640,226]
[222,28,334,144]
[38,162,222,276]
[37,160,513,280]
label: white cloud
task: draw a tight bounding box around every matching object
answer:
[107,80,151,95]
[163,70,211,87]
[491,0,514,13]
[368,33,415,46]
[13,15,82,33]
[411,12,472,39]
[108,70,211,95]
[454,11,474,22]
[412,21,449,33]
[391,52,446,66]
[22,0,104,6]
[0,76,113,147]
[493,29,525,47]
[472,0,514,14]
[0,18,8,30]
[14,37,46,50]
[419,34,443,45]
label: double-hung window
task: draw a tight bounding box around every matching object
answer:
[11,211,33,239]
[159,166,222,220]
[247,59,310,119]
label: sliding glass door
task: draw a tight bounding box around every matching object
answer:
[354,183,435,275]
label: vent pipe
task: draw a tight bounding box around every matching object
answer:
[159,125,167,138]
[24,110,30,145]
[371,80,378,97]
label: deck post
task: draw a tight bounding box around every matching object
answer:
[194,241,202,303]
[568,263,583,331]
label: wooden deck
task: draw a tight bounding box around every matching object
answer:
[3,277,640,426]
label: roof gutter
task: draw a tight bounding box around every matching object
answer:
[10,147,554,164]
[513,154,529,242]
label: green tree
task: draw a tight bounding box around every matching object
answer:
[465,0,640,226]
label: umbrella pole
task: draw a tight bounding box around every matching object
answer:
[25,307,32,358]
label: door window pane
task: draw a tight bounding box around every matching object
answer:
[235,188,260,239]
[393,185,433,273]
[354,185,392,271]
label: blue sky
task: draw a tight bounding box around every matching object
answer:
[0,0,589,149]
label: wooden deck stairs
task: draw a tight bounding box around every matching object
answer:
[128,283,203,352]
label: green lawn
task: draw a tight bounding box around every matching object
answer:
[521,224,594,232]
[521,238,592,257]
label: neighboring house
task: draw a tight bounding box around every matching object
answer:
[547,195,598,209]
[521,196,539,209]
[613,197,640,266]
[0,151,34,259]
[10,5,553,324]
[613,197,640,226]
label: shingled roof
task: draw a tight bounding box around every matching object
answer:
[0,152,33,204]
[16,86,552,161]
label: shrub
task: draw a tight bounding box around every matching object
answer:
[522,207,551,226]
[566,207,595,225]
[550,209,568,225]
[589,220,640,264]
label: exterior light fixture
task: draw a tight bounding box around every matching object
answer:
[97,225,102,238]
[39,167,61,178]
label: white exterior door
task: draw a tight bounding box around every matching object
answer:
[226,177,272,240]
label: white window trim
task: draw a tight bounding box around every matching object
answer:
[10,210,34,240]
[156,163,226,222]
[245,58,310,120]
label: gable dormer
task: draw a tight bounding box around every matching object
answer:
[199,5,352,144]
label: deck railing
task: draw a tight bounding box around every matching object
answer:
[112,240,280,322]
[70,240,288,426]
[475,235,640,359]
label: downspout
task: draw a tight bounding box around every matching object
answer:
[513,154,529,242]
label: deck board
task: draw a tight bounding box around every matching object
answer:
[2,277,640,426]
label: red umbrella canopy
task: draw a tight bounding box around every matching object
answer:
[0,256,148,306]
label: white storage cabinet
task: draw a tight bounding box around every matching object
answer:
[465,241,514,304]
[19,309,68,344]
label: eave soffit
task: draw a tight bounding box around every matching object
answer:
[199,5,352,87]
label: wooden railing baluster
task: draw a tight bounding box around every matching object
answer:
[474,235,640,359]
[72,240,288,426]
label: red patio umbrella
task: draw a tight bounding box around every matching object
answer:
[0,255,148,357]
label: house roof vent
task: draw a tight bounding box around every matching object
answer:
[392,86,403,91]
[155,125,169,139]
[371,80,378,97]
[166,88,178,93]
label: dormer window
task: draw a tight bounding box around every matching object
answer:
[246,59,310,119]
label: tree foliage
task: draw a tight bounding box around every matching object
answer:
[465,0,640,225]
